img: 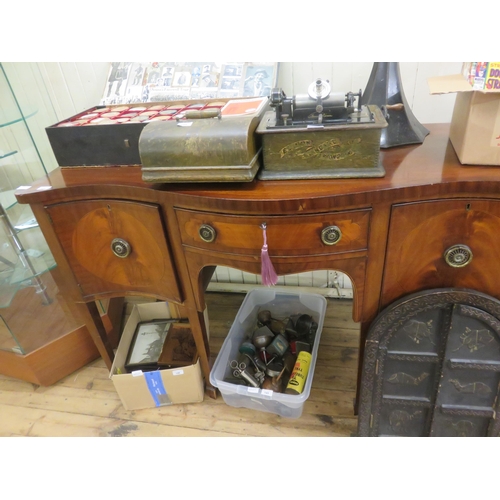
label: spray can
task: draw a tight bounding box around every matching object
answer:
[285,351,312,395]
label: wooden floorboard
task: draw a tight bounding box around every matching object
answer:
[0,291,360,437]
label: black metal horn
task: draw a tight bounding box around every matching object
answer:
[362,62,429,148]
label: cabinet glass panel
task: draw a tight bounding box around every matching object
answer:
[0,63,81,355]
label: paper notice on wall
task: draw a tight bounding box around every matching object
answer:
[492,108,500,148]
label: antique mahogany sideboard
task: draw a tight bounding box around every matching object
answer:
[14,124,500,409]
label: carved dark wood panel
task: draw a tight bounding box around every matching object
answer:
[358,289,500,437]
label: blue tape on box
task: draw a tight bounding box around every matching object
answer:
[144,371,171,406]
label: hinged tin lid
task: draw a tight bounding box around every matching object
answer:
[139,97,269,183]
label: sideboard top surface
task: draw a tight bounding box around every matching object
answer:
[15,124,500,210]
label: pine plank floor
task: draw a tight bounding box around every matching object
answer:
[0,292,360,437]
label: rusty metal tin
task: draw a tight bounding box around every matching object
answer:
[139,106,267,183]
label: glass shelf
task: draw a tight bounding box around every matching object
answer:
[0,203,56,307]
[0,109,37,129]
[0,150,17,160]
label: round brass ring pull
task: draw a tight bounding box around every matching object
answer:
[444,244,473,268]
[111,238,131,258]
[321,225,342,245]
[199,224,216,243]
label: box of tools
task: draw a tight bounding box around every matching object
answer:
[210,289,327,419]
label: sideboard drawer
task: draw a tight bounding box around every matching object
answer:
[47,199,182,302]
[175,208,370,257]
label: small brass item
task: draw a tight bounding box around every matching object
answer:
[199,224,216,243]
[111,238,131,258]
[262,375,283,392]
[269,319,286,335]
[321,225,342,245]
[262,365,287,393]
[444,244,473,268]
[257,310,272,325]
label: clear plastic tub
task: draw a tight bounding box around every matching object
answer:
[210,288,327,418]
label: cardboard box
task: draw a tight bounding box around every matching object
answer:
[428,72,500,165]
[110,301,204,410]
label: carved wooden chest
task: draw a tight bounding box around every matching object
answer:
[358,288,500,437]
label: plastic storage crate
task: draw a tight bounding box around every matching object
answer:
[210,288,327,418]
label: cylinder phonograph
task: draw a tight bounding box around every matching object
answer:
[256,78,388,180]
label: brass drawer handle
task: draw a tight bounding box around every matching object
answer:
[199,224,216,243]
[111,238,132,258]
[321,225,342,245]
[444,244,473,268]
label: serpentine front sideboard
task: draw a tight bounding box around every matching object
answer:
[14,124,500,408]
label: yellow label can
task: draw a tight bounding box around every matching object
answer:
[285,351,312,395]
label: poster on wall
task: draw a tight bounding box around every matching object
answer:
[100,62,278,105]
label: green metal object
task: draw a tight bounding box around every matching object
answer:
[139,112,265,183]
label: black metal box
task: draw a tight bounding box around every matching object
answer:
[45,100,228,167]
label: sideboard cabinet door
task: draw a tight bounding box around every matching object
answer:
[382,199,500,308]
[358,289,500,437]
[46,199,182,302]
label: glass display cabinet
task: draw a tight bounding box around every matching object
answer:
[0,63,122,385]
